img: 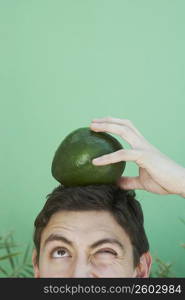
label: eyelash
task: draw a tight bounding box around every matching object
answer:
[50,247,118,259]
[50,247,70,258]
[97,249,117,256]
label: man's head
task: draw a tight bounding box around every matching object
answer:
[32,184,152,277]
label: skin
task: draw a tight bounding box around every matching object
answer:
[32,210,152,278]
[90,117,185,197]
[33,116,184,277]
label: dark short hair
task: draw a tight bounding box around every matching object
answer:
[33,184,149,267]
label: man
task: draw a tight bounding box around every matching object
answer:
[32,117,185,277]
[32,185,152,278]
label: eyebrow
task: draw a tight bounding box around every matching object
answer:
[43,234,73,248]
[90,238,125,252]
[43,234,125,252]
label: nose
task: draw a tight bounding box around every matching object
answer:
[71,257,95,278]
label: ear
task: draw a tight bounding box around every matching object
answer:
[134,251,152,278]
[32,248,40,278]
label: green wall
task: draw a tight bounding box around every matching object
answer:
[0,0,185,276]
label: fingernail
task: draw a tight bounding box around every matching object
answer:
[92,158,101,164]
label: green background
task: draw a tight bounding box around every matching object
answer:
[0,0,185,276]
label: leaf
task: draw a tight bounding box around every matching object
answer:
[25,264,34,269]
[0,231,18,250]
[0,232,35,277]
[0,266,9,276]
[0,252,21,261]
[9,258,33,277]
[23,267,34,277]
[4,231,14,242]
[23,244,31,264]
[9,265,23,277]
[19,271,28,278]
[154,257,174,277]
[4,243,15,270]
[0,243,18,250]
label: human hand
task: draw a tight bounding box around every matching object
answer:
[90,117,185,197]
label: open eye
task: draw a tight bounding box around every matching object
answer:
[51,248,70,258]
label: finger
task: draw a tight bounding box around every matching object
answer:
[92,116,130,124]
[90,122,128,136]
[117,176,143,190]
[90,122,140,148]
[91,116,143,137]
[92,149,141,165]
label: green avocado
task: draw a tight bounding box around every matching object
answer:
[51,127,126,186]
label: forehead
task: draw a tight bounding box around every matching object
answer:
[40,210,132,248]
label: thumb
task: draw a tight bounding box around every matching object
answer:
[117,176,143,190]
